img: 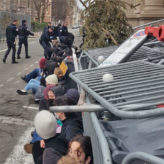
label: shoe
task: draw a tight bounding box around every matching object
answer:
[3,58,6,63]
[12,61,18,64]
[17,56,21,59]
[25,56,31,59]
[17,89,27,95]
[21,75,26,82]
[24,143,33,154]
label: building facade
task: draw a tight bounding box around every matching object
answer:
[124,0,164,27]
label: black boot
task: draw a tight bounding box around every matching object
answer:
[25,56,31,59]
[12,61,18,64]
[17,55,21,59]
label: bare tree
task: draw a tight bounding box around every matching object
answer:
[31,0,51,22]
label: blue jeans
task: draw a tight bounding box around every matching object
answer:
[24,68,41,82]
[24,79,40,94]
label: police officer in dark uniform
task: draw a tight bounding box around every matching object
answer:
[17,20,34,59]
[58,22,74,47]
[39,26,54,60]
[3,20,18,64]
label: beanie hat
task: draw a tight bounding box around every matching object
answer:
[50,85,65,97]
[45,74,58,85]
[43,84,56,100]
[34,110,57,139]
[65,89,79,105]
[39,57,46,69]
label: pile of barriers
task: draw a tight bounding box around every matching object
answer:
[50,22,164,164]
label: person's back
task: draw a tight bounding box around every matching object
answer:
[6,23,17,42]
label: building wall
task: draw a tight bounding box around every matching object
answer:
[124,0,164,27]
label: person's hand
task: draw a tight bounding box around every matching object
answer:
[40,139,45,148]
[31,33,34,36]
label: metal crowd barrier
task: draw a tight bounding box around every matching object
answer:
[133,18,164,31]
[122,152,164,164]
[70,60,164,118]
[79,45,118,69]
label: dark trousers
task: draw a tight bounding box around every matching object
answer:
[32,141,44,164]
[4,41,16,62]
[40,41,52,59]
[17,38,28,57]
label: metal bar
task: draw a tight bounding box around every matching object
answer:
[49,104,104,112]
[90,112,112,164]
[83,50,99,66]
[23,104,105,112]
[133,18,164,30]
[122,152,164,164]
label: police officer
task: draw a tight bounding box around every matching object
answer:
[40,26,54,60]
[3,20,18,64]
[58,21,74,47]
[17,20,34,59]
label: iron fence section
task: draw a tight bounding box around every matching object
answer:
[70,60,164,118]
[83,112,112,164]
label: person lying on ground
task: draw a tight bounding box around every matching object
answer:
[17,74,58,95]
[21,57,46,83]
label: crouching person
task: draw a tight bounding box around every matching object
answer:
[34,110,68,164]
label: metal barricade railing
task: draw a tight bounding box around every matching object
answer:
[70,60,164,118]
[122,152,164,164]
[133,18,164,31]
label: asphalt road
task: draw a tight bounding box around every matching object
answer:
[0,28,82,164]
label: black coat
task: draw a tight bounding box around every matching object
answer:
[60,118,83,141]
[6,24,18,42]
[40,29,54,44]
[43,134,68,164]
[18,23,34,39]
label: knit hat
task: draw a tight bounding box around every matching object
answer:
[50,85,65,97]
[65,89,79,105]
[45,74,58,85]
[34,110,57,139]
[43,84,56,100]
[39,57,46,69]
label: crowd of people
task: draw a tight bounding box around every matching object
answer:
[12,20,93,164]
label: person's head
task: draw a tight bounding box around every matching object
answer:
[53,96,76,121]
[12,19,18,25]
[57,155,80,164]
[48,22,51,27]
[64,48,73,56]
[43,84,56,100]
[65,89,79,105]
[34,110,57,139]
[39,57,46,69]
[22,19,27,25]
[54,67,63,80]
[45,74,58,86]
[63,21,68,27]
[69,135,93,164]
[48,26,53,33]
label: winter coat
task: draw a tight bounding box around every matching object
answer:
[6,23,18,42]
[43,135,68,164]
[18,23,34,39]
[60,117,83,141]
